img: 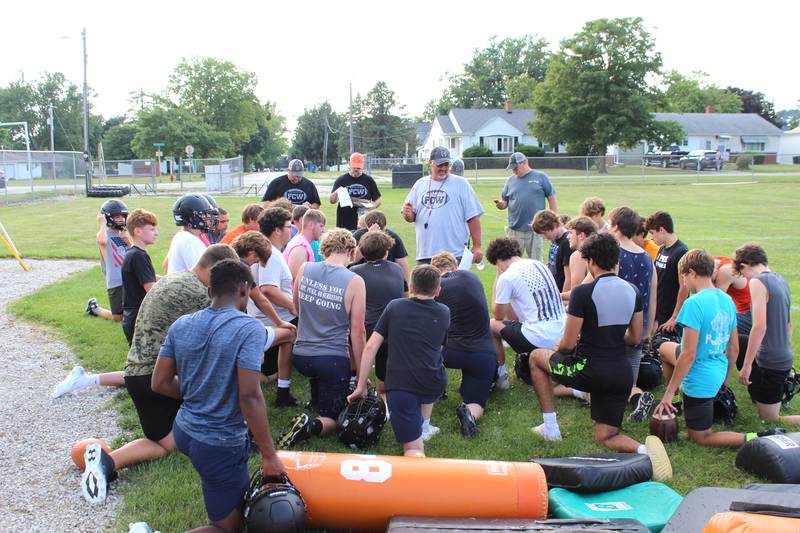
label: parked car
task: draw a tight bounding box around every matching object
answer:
[644,149,689,168]
[679,150,719,170]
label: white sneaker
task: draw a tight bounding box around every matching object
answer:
[128,523,155,533]
[52,366,89,398]
[495,373,510,391]
[421,424,440,442]
[531,423,562,441]
[82,444,108,504]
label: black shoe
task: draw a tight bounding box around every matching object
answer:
[279,414,312,449]
[757,428,787,438]
[628,391,655,423]
[305,400,317,413]
[85,297,99,316]
[456,403,478,438]
[274,389,299,408]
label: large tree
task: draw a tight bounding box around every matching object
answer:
[657,71,742,113]
[357,81,416,158]
[532,17,663,172]
[291,101,345,167]
[101,122,137,160]
[725,87,782,127]
[132,103,232,160]
[777,105,800,130]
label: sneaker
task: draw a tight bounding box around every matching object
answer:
[128,523,155,533]
[456,403,478,438]
[421,423,440,442]
[629,392,655,423]
[82,443,117,504]
[274,389,299,408]
[645,435,673,482]
[52,366,89,399]
[495,373,510,391]
[531,423,562,441]
[85,297,99,316]
[279,413,312,449]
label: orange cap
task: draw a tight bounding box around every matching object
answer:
[350,153,365,167]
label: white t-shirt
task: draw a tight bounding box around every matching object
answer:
[495,259,566,348]
[247,243,295,325]
[166,230,206,274]
[404,174,484,260]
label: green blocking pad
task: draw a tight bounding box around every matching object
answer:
[549,481,682,533]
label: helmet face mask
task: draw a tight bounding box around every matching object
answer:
[713,385,738,425]
[100,200,129,230]
[244,471,306,533]
[336,389,386,449]
[172,194,215,230]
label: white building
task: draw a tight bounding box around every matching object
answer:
[778,127,800,164]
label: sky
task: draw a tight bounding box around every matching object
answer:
[3,0,798,136]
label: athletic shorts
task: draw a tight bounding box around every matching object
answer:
[262,317,297,376]
[124,374,182,442]
[748,362,788,405]
[107,286,123,316]
[292,354,349,419]
[548,352,633,428]
[386,390,440,444]
[500,321,538,354]
[173,423,249,522]
[683,394,714,431]
[442,348,495,407]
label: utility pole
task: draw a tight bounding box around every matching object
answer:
[322,111,329,172]
[349,83,354,154]
[81,28,89,155]
[48,103,55,151]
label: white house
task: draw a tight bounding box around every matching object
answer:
[778,127,800,164]
[419,103,563,160]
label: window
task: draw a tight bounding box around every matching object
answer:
[479,136,484,146]
[682,139,688,146]
[449,137,457,150]
[496,137,513,153]
[743,142,766,152]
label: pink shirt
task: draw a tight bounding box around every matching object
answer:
[283,234,314,263]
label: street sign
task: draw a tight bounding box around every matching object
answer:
[185,144,194,157]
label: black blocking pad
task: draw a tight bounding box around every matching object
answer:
[736,432,800,483]
[744,483,800,494]
[531,453,652,493]
[661,487,800,533]
[388,516,651,532]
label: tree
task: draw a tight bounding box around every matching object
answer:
[132,104,232,160]
[532,17,662,172]
[646,120,686,150]
[725,87,783,127]
[291,101,344,166]
[777,105,800,130]
[102,122,137,160]
[356,81,416,158]
[657,71,742,113]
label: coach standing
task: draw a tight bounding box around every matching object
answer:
[493,152,557,261]
[261,159,321,208]
[329,152,382,230]
[402,146,483,264]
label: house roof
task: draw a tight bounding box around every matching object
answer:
[436,115,456,135]
[413,122,432,146]
[449,108,536,135]
[654,113,783,136]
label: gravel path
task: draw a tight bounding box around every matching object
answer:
[0,259,123,532]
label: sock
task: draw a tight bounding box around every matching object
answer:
[543,412,557,429]
[277,379,291,389]
[745,432,757,442]
[573,389,590,401]
[309,419,323,436]
[422,418,431,429]
[86,374,100,387]
[637,444,647,454]
[629,393,642,407]
[497,366,507,377]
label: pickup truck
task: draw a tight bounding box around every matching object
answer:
[643,150,690,168]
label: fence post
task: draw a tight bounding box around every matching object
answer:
[585,156,590,181]
[52,151,57,192]
[72,154,77,195]
[2,151,7,207]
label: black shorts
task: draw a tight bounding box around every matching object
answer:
[262,317,298,376]
[683,394,714,431]
[549,352,633,428]
[124,374,182,442]
[107,286,123,316]
[500,321,538,354]
[748,363,789,405]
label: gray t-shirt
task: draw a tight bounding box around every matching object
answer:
[294,262,356,358]
[756,272,793,371]
[160,306,265,447]
[349,260,405,330]
[101,228,127,289]
[404,174,484,260]
[502,170,555,232]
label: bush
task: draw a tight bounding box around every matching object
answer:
[736,156,752,171]
[514,144,545,157]
[462,145,493,158]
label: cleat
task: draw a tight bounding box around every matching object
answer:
[279,413,312,449]
[456,403,478,437]
[531,423,562,441]
[85,297,99,316]
[82,443,116,503]
[629,392,655,423]
[645,435,673,482]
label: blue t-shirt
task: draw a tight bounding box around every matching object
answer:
[618,248,654,335]
[677,288,737,398]
[160,306,266,446]
[501,170,554,231]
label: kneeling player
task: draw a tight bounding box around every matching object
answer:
[530,234,672,481]
[349,265,450,456]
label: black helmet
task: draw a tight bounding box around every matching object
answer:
[783,368,800,408]
[636,354,663,391]
[200,193,220,229]
[172,193,214,230]
[514,353,532,385]
[336,389,386,449]
[649,330,681,358]
[713,385,738,425]
[244,472,306,533]
[100,199,128,230]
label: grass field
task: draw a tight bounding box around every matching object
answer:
[3,177,800,531]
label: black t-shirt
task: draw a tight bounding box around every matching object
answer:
[436,270,494,354]
[549,231,572,292]
[332,173,381,230]
[261,175,321,206]
[349,260,405,330]
[121,246,156,314]
[654,239,688,324]
[352,228,409,263]
[568,273,642,361]
[375,297,449,397]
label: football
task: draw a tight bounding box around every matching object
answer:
[649,413,679,443]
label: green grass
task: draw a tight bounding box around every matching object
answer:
[4,178,800,531]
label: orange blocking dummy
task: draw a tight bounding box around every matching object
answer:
[277,451,548,531]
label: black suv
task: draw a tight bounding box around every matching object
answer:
[679,150,718,170]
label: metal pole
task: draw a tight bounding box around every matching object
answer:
[349,83,354,154]
[49,103,55,151]
[23,123,33,195]
[2,151,7,207]
[72,153,77,195]
[82,28,89,155]
[322,111,329,172]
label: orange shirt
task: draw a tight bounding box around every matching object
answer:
[715,256,751,313]
[643,238,660,262]
[220,224,247,245]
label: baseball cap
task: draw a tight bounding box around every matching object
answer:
[288,159,304,177]
[506,152,527,170]
[349,152,365,168]
[430,146,451,165]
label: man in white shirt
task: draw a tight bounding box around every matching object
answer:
[165,194,214,274]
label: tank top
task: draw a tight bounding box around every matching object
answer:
[714,257,751,313]
[283,234,314,263]
[293,262,355,357]
[101,228,127,289]
[755,271,793,371]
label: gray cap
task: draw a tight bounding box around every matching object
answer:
[429,146,451,165]
[506,152,527,170]
[288,158,304,177]
[450,159,464,176]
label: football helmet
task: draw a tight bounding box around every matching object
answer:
[172,193,214,230]
[783,368,800,408]
[514,353,532,385]
[244,471,306,533]
[100,199,128,230]
[336,389,386,449]
[713,385,738,425]
[649,330,681,358]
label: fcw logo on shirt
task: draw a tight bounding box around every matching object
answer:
[421,190,448,209]
[285,189,307,203]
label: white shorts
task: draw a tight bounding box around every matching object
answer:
[263,326,276,351]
